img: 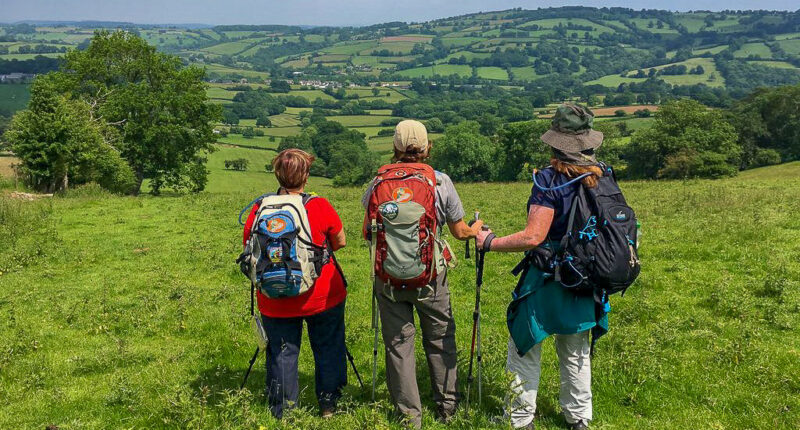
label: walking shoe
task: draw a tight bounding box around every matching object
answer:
[569,419,589,430]
[434,405,455,423]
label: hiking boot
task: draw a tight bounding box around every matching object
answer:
[434,405,455,423]
[320,407,335,419]
[569,420,589,430]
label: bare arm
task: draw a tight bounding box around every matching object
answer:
[447,219,484,241]
[330,228,346,251]
[478,205,553,252]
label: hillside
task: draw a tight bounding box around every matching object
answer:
[2,8,800,89]
[1,160,799,429]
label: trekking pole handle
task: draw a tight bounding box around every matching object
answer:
[465,211,480,259]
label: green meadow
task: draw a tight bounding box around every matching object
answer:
[1,158,799,429]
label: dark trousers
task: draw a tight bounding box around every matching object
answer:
[261,300,347,418]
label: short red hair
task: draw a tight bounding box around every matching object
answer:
[272,149,315,190]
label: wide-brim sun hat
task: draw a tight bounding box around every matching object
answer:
[540,103,604,152]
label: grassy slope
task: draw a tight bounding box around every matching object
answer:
[1,163,799,429]
[0,84,31,114]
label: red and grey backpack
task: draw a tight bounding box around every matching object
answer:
[363,163,439,289]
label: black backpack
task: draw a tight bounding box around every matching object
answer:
[553,166,640,303]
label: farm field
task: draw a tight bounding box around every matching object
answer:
[0,84,31,114]
[733,42,773,59]
[586,58,724,88]
[203,64,270,80]
[2,161,799,429]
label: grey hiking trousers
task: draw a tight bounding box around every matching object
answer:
[374,272,458,428]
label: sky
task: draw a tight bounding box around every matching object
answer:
[2,1,797,26]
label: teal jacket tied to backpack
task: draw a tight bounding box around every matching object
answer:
[507,257,608,356]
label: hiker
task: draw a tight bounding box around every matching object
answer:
[362,120,483,428]
[476,104,618,430]
[241,149,348,419]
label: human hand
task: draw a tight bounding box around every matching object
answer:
[476,228,493,249]
[471,219,485,233]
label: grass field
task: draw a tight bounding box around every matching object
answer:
[324,115,387,127]
[0,84,31,114]
[733,42,773,59]
[2,161,799,429]
[204,64,270,80]
[476,67,509,80]
[397,64,473,79]
[777,39,800,56]
[217,135,279,151]
[586,58,723,88]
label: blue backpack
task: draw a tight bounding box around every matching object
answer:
[238,193,330,298]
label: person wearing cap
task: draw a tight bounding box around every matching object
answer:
[476,104,609,430]
[362,120,483,428]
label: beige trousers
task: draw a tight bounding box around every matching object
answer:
[374,272,458,428]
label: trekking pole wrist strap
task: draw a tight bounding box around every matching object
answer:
[482,233,496,252]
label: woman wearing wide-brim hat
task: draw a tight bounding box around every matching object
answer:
[477,104,609,430]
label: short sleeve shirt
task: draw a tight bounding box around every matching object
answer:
[361,170,466,226]
[528,167,579,240]
[242,195,346,318]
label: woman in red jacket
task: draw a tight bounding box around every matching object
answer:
[242,149,347,419]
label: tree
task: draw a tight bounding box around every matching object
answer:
[256,113,272,127]
[626,99,741,179]
[476,113,502,136]
[424,117,444,133]
[728,84,800,167]
[328,140,378,186]
[44,31,220,194]
[7,76,136,193]
[371,87,380,97]
[310,120,366,164]
[223,110,240,125]
[495,120,551,181]
[430,121,499,182]
[269,79,291,93]
[242,127,256,138]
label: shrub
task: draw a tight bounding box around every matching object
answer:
[241,127,255,138]
[424,117,445,133]
[309,158,328,177]
[626,99,741,179]
[614,109,627,117]
[380,118,403,127]
[658,149,738,179]
[751,148,781,167]
[634,109,652,118]
[224,158,249,171]
[377,128,394,137]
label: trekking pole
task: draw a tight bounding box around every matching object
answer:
[241,281,260,389]
[465,211,486,410]
[240,346,260,389]
[369,219,380,402]
[345,347,365,388]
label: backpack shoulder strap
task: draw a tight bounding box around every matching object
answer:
[301,193,318,206]
[238,192,275,226]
